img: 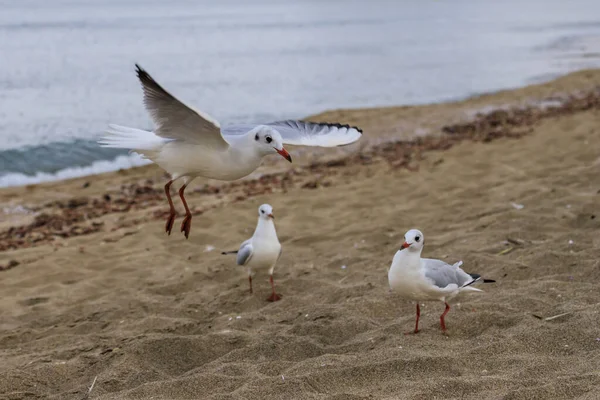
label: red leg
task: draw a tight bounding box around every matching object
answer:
[164,180,176,235]
[440,302,451,333]
[178,184,192,239]
[266,275,281,302]
[248,275,253,294]
[405,303,421,335]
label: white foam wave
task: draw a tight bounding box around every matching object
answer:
[0,154,152,188]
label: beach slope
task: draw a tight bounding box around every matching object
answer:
[1,70,599,399]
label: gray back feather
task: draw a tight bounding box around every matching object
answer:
[236,239,253,266]
[422,258,472,289]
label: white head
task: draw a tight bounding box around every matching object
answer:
[252,126,292,163]
[258,203,275,220]
[400,229,424,253]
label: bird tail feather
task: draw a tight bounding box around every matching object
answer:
[460,286,483,293]
[98,124,171,153]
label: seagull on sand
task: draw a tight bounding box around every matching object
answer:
[222,204,282,302]
[388,229,495,334]
[98,65,363,239]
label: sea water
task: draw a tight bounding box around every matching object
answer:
[1,0,600,187]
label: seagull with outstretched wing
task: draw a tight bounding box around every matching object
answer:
[98,65,362,239]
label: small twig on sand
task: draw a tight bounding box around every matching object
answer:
[544,312,572,321]
[507,237,525,246]
[531,312,573,321]
[497,247,514,255]
[81,376,97,400]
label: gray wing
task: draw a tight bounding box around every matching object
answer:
[236,239,253,266]
[135,64,229,149]
[222,120,362,147]
[422,258,473,289]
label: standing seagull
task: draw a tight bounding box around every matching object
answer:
[388,229,495,334]
[98,65,362,239]
[222,204,282,302]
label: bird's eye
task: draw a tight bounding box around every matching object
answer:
[415,236,420,242]
[255,134,259,141]
[261,210,265,213]
[266,135,272,143]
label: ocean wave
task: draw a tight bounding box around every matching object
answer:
[0,138,155,187]
[0,154,151,187]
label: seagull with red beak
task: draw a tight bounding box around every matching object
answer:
[388,229,495,334]
[222,204,283,302]
[99,64,362,239]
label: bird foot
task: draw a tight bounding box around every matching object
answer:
[404,329,420,335]
[266,293,282,302]
[180,215,192,239]
[165,213,176,235]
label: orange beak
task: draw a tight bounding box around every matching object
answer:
[268,213,274,219]
[276,147,292,163]
[401,242,410,249]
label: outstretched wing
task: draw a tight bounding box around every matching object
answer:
[222,120,362,147]
[135,64,229,149]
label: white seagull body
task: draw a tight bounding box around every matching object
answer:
[388,229,495,334]
[98,65,363,239]
[222,204,282,302]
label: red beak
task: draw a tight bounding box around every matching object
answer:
[276,147,292,163]
[268,213,274,219]
[401,242,410,249]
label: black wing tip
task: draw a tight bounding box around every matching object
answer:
[298,120,364,134]
[467,273,496,285]
[134,63,153,83]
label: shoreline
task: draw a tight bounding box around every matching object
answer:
[2,68,600,190]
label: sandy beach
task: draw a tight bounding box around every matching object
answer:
[1,70,600,399]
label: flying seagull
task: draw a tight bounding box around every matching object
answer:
[98,65,363,238]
